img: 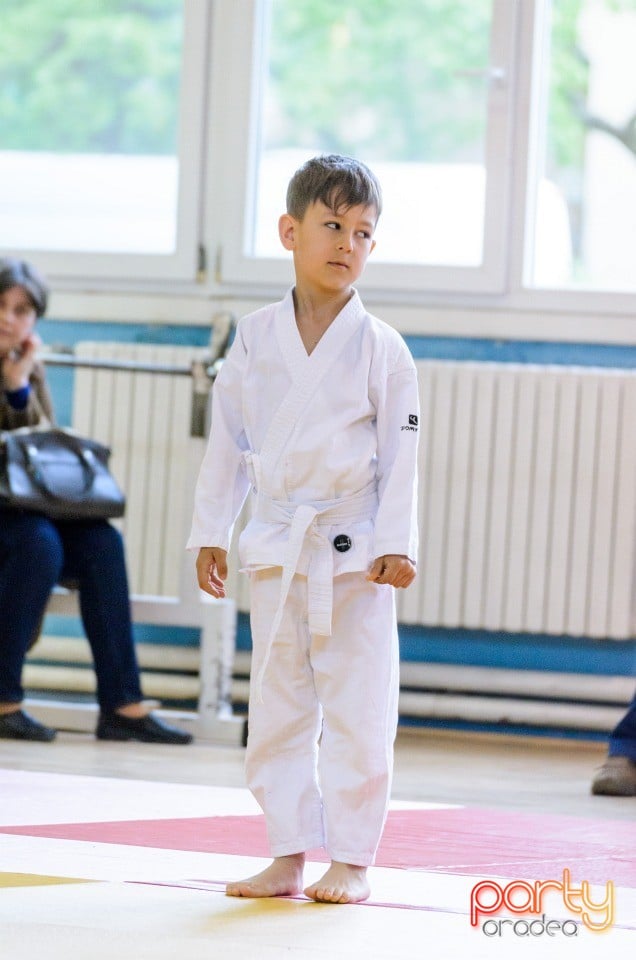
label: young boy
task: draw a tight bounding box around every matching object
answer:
[188,155,419,903]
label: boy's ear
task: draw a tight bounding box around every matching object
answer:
[278,213,297,251]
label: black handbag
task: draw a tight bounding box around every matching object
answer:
[0,427,126,520]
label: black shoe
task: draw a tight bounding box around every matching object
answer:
[0,709,57,742]
[96,712,193,744]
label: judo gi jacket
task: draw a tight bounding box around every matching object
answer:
[188,288,420,581]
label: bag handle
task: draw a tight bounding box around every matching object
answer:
[24,433,97,499]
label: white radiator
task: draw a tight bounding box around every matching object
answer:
[395,361,636,639]
[227,360,636,640]
[71,341,204,598]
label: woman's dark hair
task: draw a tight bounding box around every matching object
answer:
[286,154,382,222]
[0,257,49,317]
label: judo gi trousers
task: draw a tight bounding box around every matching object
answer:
[245,568,399,867]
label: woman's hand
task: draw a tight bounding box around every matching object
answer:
[366,554,416,589]
[1,333,40,391]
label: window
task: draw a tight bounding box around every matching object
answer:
[218,0,518,293]
[528,0,636,292]
[0,0,208,280]
[2,1,633,306]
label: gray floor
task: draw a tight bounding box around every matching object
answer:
[0,725,632,821]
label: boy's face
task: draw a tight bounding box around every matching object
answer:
[279,200,377,295]
[0,285,37,357]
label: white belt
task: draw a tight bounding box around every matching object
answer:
[253,488,378,700]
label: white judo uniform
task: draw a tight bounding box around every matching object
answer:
[188,288,419,866]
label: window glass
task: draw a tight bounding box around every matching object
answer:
[251,0,494,267]
[530,0,636,291]
[0,0,183,255]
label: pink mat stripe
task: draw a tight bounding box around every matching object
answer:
[1,808,634,886]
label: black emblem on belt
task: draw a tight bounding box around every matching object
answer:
[333,534,352,553]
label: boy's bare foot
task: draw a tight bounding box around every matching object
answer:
[304,861,370,904]
[226,853,305,898]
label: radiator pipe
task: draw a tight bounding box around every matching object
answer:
[29,637,630,732]
[227,679,623,732]
[42,352,200,376]
[23,664,200,701]
[24,663,622,732]
[31,637,633,705]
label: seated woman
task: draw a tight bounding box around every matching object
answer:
[0,257,191,744]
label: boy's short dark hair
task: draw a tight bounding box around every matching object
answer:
[0,257,49,317]
[286,154,382,222]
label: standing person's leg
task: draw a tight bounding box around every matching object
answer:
[306,573,399,903]
[56,519,191,743]
[0,510,61,740]
[608,693,636,760]
[228,568,323,897]
[592,691,636,796]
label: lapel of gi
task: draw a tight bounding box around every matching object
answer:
[259,288,365,479]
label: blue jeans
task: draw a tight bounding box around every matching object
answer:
[0,509,143,713]
[609,692,636,762]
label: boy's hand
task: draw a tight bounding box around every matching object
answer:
[366,554,416,589]
[196,546,228,598]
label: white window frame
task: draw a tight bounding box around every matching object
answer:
[2,0,633,322]
[507,0,636,316]
[0,1,209,284]
[213,0,520,296]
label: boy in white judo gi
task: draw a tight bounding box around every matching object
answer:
[189,154,419,904]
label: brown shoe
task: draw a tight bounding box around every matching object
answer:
[591,756,636,796]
